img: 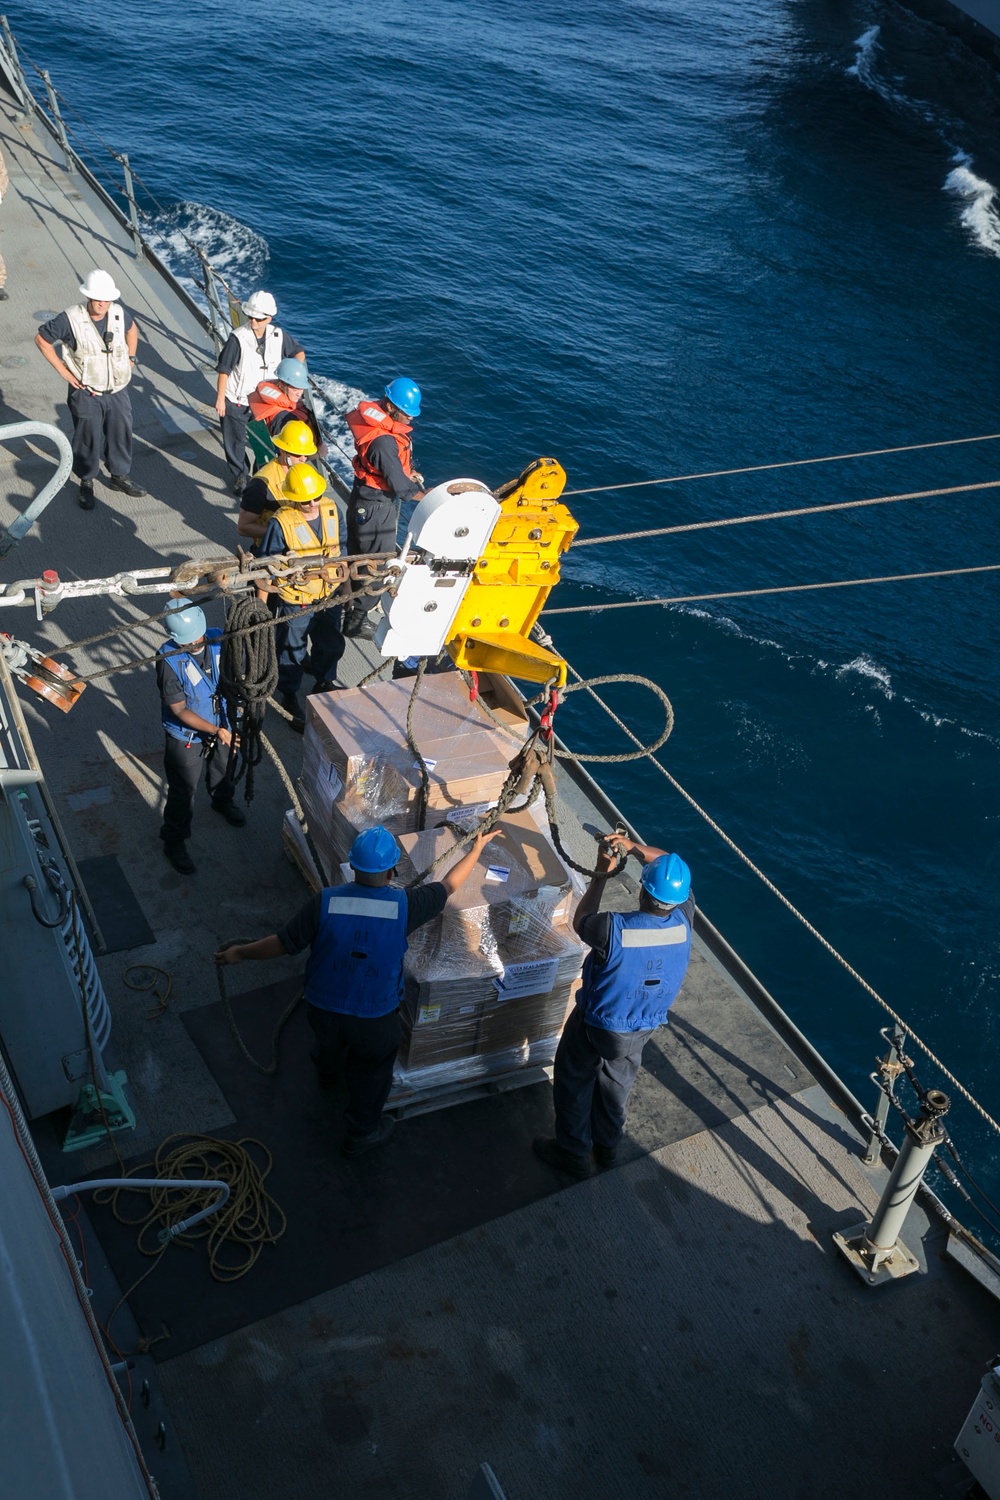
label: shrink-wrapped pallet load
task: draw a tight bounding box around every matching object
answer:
[390,810,585,1096]
[299,672,525,882]
[293,667,585,1101]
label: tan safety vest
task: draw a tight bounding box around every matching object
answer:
[271,500,341,604]
[226,324,283,406]
[63,303,131,393]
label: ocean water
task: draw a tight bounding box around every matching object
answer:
[10,0,1000,1205]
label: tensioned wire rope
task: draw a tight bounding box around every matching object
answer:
[561,432,1000,497]
[559,660,1000,1141]
[542,561,1000,615]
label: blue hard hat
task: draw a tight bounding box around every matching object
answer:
[350,825,402,874]
[641,853,691,907]
[163,598,207,645]
[275,357,309,389]
[384,377,421,418]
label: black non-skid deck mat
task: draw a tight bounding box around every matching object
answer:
[77,854,156,954]
[81,971,812,1361]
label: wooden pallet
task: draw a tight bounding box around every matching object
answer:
[386,1062,554,1119]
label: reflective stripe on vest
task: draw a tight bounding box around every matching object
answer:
[271,500,341,604]
[580,908,692,1034]
[159,632,224,742]
[304,883,409,1017]
[63,303,131,393]
[345,401,413,493]
[226,324,284,406]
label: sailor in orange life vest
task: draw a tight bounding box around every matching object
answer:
[214,823,501,1157]
[343,377,425,640]
[214,291,305,496]
[255,461,345,731]
[247,357,324,452]
[534,836,694,1179]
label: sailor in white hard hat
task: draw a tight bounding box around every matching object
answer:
[34,267,146,509]
[214,289,306,496]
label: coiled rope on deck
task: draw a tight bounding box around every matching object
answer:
[94,1133,287,1283]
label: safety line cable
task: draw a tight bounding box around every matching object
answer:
[561,433,1000,497]
[572,477,1000,548]
[542,561,1000,615]
[559,660,1000,1141]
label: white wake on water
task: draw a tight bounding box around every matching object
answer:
[309,374,368,485]
[143,201,271,311]
[846,26,882,87]
[944,152,1000,258]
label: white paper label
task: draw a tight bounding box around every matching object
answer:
[484,864,510,884]
[413,757,438,772]
[445,802,493,825]
[492,957,560,1002]
[325,764,343,798]
[417,1004,441,1025]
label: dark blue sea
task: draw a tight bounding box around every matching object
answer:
[12,1,1000,1207]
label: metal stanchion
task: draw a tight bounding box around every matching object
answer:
[197,247,228,353]
[0,14,35,116]
[119,153,143,258]
[862,1025,905,1166]
[834,1088,951,1286]
[40,70,73,174]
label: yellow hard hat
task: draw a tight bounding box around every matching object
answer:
[272,419,317,457]
[280,462,327,504]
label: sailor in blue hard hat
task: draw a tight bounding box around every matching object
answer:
[156,598,245,876]
[534,835,694,1179]
[214,822,499,1157]
[342,378,426,640]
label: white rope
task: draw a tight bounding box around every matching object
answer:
[562,432,1000,497]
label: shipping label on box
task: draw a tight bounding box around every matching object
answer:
[493,956,560,1003]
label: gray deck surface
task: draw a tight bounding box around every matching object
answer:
[2,96,999,1500]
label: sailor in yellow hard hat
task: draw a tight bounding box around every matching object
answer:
[255,462,344,730]
[236,418,318,545]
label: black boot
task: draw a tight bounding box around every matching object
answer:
[278,693,305,732]
[108,474,146,497]
[343,608,376,641]
[79,481,96,510]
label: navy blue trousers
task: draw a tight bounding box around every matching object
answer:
[273,602,345,696]
[553,1003,653,1157]
[307,1004,400,1137]
[68,386,133,481]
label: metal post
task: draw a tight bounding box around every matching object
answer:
[834,1089,951,1286]
[119,153,143,259]
[197,247,227,352]
[0,15,35,115]
[862,1025,905,1165]
[40,70,73,174]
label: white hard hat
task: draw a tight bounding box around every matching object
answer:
[79,268,122,301]
[241,290,277,318]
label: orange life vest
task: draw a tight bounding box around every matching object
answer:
[345,400,414,494]
[248,381,309,429]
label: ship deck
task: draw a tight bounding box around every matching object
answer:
[1,94,999,1500]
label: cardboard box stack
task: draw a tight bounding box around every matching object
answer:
[392,808,584,1094]
[299,672,525,882]
[295,670,584,1097]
